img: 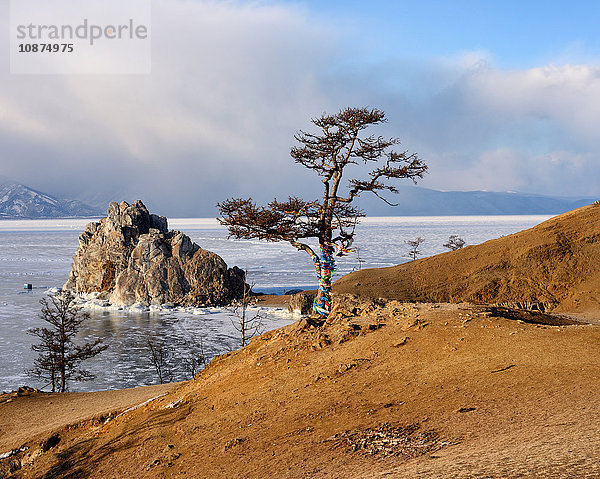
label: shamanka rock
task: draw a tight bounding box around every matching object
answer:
[64,200,245,306]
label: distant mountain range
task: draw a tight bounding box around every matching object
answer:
[0,181,102,219]
[359,185,598,216]
[0,180,597,219]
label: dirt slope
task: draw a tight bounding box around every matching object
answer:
[334,205,600,318]
[4,301,600,478]
[0,384,175,453]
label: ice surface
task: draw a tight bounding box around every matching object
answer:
[0,215,552,392]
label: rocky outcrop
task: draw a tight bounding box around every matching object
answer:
[288,292,315,315]
[64,200,245,306]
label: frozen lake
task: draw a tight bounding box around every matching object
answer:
[0,215,551,392]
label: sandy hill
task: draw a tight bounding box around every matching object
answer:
[335,204,600,320]
[2,301,600,478]
[4,206,600,477]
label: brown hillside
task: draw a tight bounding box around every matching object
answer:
[3,302,600,478]
[334,205,600,319]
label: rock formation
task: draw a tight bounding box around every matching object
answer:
[288,291,315,315]
[64,200,245,306]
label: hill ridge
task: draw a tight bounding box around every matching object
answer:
[334,204,600,318]
[0,181,101,219]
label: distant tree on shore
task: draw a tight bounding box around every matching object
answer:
[218,107,426,318]
[27,291,108,392]
[443,235,466,251]
[146,335,173,384]
[406,237,425,261]
[227,275,263,347]
[146,331,208,383]
[180,334,207,379]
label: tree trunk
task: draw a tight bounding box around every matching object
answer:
[60,368,66,392]
[60,325,66,392]
[312,243,335,317]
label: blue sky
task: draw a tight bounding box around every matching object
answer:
[1,0,599,216]
[289,0,600,67]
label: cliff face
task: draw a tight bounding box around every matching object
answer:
[64,200,245,306]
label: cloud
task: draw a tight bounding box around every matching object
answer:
[0,2,599,217]
[464,63,600,145]
[0,0,337,215]
[427,147,598,197]
[413,63,600,195]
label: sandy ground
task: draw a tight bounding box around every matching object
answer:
[3,301,600,478]
[0,383,175,453]
[253,293,291,308]
[4,207,600,477]
[335,205,600,318]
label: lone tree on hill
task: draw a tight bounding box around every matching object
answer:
[406,237,425,261]
[443,234,466,251]
[218,107,427,317]
[27,291,108,392]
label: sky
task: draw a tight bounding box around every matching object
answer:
[1,0,600,216]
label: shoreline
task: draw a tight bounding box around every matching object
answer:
[62,289,294,313]
[3,207,600,475]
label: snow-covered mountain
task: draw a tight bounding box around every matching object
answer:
[0,181,101,219]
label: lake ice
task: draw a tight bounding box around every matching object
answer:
[0,215,551,392]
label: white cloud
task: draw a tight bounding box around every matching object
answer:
[388,62,600,196]
[0,1,599,216]
[425,148,598,197]
[463,63,600,147]
[0,0,336,215]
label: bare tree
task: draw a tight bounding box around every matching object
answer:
[146,335,173,384]
[145,329,208,383]
[218,107,426,318]
[228,277,263,347]
[406,237,425,261]
[27,291,108,392]
[180,334,206,379]
[354,246,366,272]
[443,235,466,251]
